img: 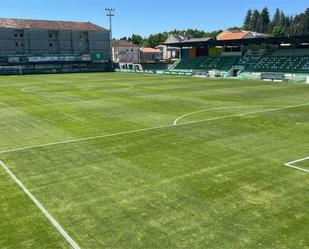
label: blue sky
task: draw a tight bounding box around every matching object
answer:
[0,0,307,38]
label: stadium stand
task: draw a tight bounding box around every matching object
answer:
[171,49,309,75]
[173,56,240,71]
[173,56,206,70]
[163,34,309,81]
[198,56,240,71]
[271,48,309,56]
[245,49,309,73]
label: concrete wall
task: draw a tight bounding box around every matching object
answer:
[88,31,110,57]
[28,29,49,54]
[0,29,16,54]
[0,28,110,58]
[58,30,73,54]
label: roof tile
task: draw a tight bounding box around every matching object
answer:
[140,47,161,53]
[217,32,249,40]
[112,40,138,47]
[0,18,107,31]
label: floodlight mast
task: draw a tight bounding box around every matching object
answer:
[105,8,115,70]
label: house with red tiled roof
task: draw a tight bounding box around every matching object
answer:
[217,30,270,41]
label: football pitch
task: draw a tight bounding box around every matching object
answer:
[0,72,308,249]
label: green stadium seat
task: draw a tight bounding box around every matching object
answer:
[245,55,309,74]
[174,56,239,71]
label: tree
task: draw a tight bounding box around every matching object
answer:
[251,10,261,32]
[243,9,252,30]
[186,29,205,38]
[296,8,309,35]
[283,16,294,36]
[272,25,283,37]
[131,34,143,45]
[227,26,242,31]
[280,11,286,27]
[259,7,270,33]
[146,32,168,48]
[272,8,281,26]
[271,8,283,36]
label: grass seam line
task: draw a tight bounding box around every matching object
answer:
[0,160,81,249]
[0,102,308,155]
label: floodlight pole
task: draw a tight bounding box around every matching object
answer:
[105,8,115,70]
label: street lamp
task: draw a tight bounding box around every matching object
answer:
[105,8,115,70]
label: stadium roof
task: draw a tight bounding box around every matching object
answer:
[164,35,309,47]
[164,37,213,46]
[164,33,189,44]
[217,30,271,40]
[183,37,214,43]
[0,18,107,31]
[217,31,250,40]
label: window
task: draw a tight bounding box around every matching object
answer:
[131,49,134,52]
[79,32,88,40]
[15,42,18,47]
[21,43,24,47]
[49,43,53,47]
[48,31,58,40]
[14,30,24,39]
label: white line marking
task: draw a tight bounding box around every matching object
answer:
[173,105,268,125]
[0,102,308,155]
[173,106,241,125]
[21,86,45,93]
[284,156,309,173]
[0,160,81,249]
[21,87,35,93]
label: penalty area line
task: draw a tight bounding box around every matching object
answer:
[0,160,81,249]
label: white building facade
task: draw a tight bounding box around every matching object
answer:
[112,40,140,63]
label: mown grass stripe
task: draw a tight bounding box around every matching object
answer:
[0,102,308,155]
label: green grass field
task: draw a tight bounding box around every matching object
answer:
[0,72,308,249]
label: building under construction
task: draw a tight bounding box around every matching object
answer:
[0,18,111,74]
